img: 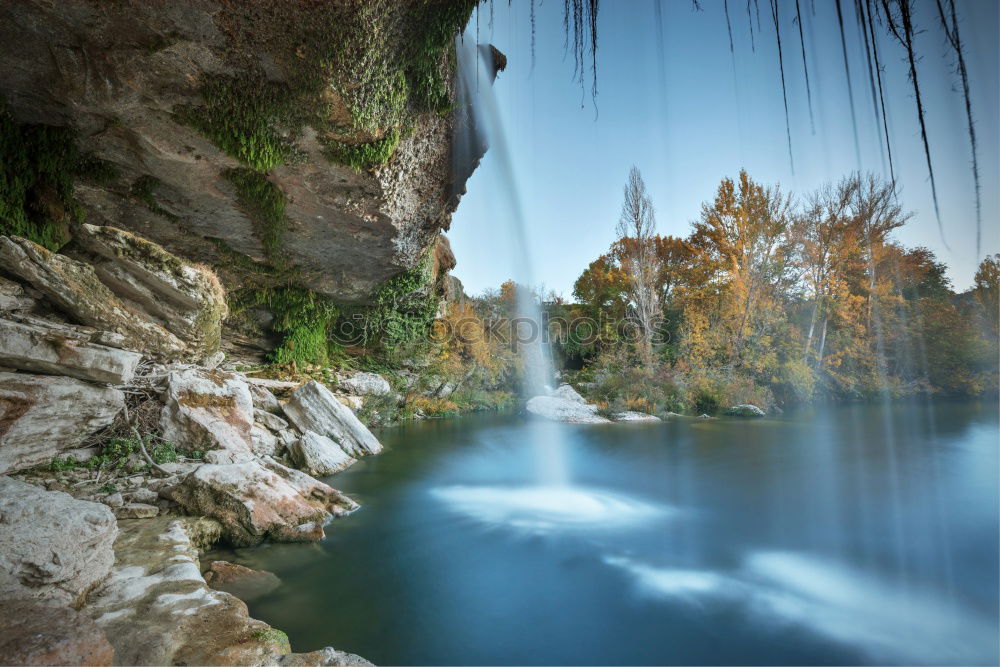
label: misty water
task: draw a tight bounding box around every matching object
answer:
[209,400,998,666]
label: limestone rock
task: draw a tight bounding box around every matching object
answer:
[614,411,661,422]
[113,503,159,519]
[158,367,255,464]
[552,383,588,404]
[526,396,612,424]
[69,224,228,361]
[0,477,117,606]
[0,236,187,359]
[251,425,280,458]
[0,599,114,666]
[0,372,124,473]
[0,316,142,385]
[291,431,357,477]
[204,561,281,601]
[0,275,35,312]
[338,371,391,396]
[249,383,283,414]
[255,408,290,433]
[87,518,286,666]
[724,404,766,418]
[162,459,358,546]
[279,648,375,667]
[283,381,383,457]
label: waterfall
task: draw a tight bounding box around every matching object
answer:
[454,34,568,487]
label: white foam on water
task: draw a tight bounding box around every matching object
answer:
[603,550,998,665]
[430,485,670,535]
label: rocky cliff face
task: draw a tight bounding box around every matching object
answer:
[0,0,478,310]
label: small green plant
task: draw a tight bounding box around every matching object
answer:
[251,629,290,652]
[322,130,401,171]
[49,457,81,472]
[150,441,179,464]
[100,483,119,495]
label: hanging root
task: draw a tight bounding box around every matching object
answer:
[794,0,815,133]
[770,0,795,174]
[936,0,981,256]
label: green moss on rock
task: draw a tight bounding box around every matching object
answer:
[224,168,287,263]
[0,104,86,250]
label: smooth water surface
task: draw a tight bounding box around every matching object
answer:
[209,401,999,665]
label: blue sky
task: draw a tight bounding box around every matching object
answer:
[448,0,999,298]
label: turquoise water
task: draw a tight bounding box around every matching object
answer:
[209,400,999,665]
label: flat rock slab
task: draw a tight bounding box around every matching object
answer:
[0,372,124,473]
[0,477,117,606]
[0,599,114,666]
[204,560,281,601]
[614,411,661,422]
[0,316,141,385]
[87,517,368,666]
[283,381,383,457]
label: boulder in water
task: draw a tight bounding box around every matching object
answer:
[526,395,611,424]
[724,404,766,418]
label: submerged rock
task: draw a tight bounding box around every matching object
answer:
[162,459,358,546]
[0,316,142,385]
[0,372,124,473]
[283,381,383,457]
[526,395,612,424]
[724,404,766,418]
[0,477,117,606]
[204,560,281,601]
[0,599,115,666]
[278,647,375,666]
[291,431,357,477]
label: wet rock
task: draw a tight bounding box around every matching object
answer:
[0,599,114,666]
[0,317,143,384]
[158,367,255,464]
[724,404,766,418]
[203,561,281,601]
[113,503,159,519]
[278,647,375,666]
[0,477,117,606]
[526,396,612,424]
[87,518,286,665]
[283,381,383,457]
[0,236,187,359]
[337,372,391,396]
[0,372,124,473]
[162,459,358,546]
[291,431,357,477]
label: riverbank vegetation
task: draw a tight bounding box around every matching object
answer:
[550,169,998,416]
